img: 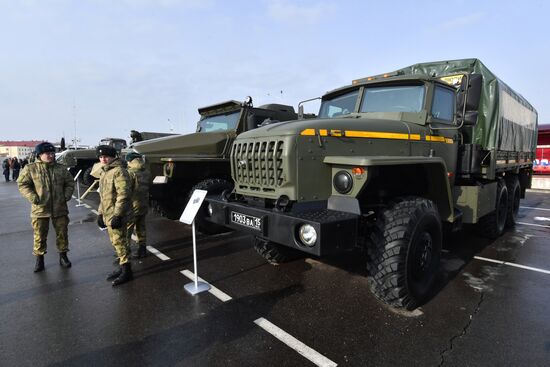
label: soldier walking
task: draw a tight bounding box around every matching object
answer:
[125,152,150,259]
[95,145,133,286]
[17,142,75,272]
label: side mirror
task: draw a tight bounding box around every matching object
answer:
[298,104,304,119]
[458,74,482,111]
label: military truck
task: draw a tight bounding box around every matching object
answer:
[130,98,303,234]
[57,133,173,185]
[205,59,538,310]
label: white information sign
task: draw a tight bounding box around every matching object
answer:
[153,175,168,184]
[179,189,208,224]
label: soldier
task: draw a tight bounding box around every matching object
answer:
[125,152,150,258]
[17,142,75,272]
[96,145,133,286]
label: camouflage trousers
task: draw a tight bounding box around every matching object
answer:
[31,215,69,256]
[107,224,129,265]
[127,214,147,247]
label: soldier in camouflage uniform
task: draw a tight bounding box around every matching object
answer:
[17,142,75,272]
[125,152,150,259]
[96,145,133,286]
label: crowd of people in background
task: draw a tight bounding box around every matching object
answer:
[2,157,29,182]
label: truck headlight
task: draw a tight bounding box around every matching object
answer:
[298,224,317,247]
[333,170,353,194]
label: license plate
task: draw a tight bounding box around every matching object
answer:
[231,211,262,231]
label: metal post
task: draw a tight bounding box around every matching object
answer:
[184,219,210,295]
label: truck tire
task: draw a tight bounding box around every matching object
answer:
[82,166,94,186]
[188,178,234,235]
[477,178,508,238]
[366,197,442,310]
[253,237,302,265]
[505,175,520,228]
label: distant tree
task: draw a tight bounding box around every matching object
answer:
[60,137,66,151]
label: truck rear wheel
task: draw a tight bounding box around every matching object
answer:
[366,197,442,310]
[505,175,520,228]
[189,178,234,235]
[477,178,508,238]
[253,237,302,265]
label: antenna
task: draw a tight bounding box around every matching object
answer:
[71,101,81,149]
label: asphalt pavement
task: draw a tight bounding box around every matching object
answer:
[1,180,549,367]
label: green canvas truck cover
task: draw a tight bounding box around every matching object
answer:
[393,58,538,153]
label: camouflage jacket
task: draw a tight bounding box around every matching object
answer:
[17,160,75,218]
[98,159,132,222]
[127,158,150,216]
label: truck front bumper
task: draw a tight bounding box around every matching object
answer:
[206,197,359,256]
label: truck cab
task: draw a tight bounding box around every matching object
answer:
[130,98,302,233]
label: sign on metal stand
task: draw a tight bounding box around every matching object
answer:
[180,189,210,295]
[74,169,85,207]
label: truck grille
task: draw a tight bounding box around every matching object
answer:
[232,139,285,189]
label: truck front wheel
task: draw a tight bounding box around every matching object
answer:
[189,178,234,235]
[366,197,442,310]
[253,237,303,265]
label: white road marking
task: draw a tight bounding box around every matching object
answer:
[131,234,138,242]
[91,209,99,215]
[474,256,550,275]
[83,204,91,209]
[254,318,338,367]
[520,206,550,212]
[146,246,171,261]
[180,269,233,302]
[534,217,550,222]
[178,271,336,365]
[72,195,76,199]
[517,222,550,229]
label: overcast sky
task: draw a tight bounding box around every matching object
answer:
[1,0,548,146]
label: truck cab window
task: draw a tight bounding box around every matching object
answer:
[197,111,240,132]
[318,90,359,118]
[431,85,455,122]
[360,85,425,113]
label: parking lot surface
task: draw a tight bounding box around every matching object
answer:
[1,181,549,366]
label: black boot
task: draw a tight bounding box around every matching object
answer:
[59,252,72,268]
[34,255,45,273]
[112,263,133,286]
[134,245,147,259]
[106,266,122,281]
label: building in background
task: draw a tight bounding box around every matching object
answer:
[534,125,550,175]
[0,141,44,159]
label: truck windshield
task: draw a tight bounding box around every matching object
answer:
[360,85,425,113]
[100,140,127,150]
[318,90,359,118]
[197,110,240,132]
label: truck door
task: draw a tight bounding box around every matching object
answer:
[428,84,459,181]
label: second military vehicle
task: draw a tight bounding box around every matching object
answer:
[130,97,303,234]
[57,133,174,185]
[205,59,538,309]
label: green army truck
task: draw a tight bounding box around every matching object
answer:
[205,59,538,309]
[130,98,302,234]
[57,133,174,186]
